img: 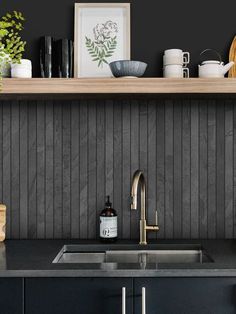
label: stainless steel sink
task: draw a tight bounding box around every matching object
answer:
[105,250,204,264]
[53,244,213,265]
[54,252,106,264]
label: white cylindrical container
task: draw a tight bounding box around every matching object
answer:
[11,59,32,78]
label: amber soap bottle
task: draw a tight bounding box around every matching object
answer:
[99,196,117,243]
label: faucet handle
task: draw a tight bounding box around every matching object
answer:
[155,210,158,226]
[146,210,159,230]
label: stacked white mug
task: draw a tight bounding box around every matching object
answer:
[163,49,190,78]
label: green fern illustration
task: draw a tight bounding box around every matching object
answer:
[85,36,117,68]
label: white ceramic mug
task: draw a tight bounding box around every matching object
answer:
[164,49,190,66]
[163,64,189,78]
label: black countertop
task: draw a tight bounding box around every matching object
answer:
[1,239,236,277]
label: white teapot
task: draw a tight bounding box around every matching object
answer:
[198,49,234,78]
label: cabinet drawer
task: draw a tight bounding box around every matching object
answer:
[0,278,23,314]
[25,278,133,314]
[134,278,236,314]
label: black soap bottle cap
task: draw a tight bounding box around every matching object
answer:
[105,196,112,208]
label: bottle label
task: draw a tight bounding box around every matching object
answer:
[100,216,117,238]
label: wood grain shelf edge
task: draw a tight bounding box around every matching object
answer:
[2,78,236,94]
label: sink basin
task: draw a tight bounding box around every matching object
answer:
[54,252,106,264]
[106,250,204,264]
[53,244,213,265]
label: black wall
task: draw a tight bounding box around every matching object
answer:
[0,0,235,77]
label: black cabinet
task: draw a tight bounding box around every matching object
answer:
[134,278,236,314]
[0,278,23,314]
[22,276,236,314]
[25,278,132,314]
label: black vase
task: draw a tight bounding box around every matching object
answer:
[53,39,74,78]
[39,36,52,78]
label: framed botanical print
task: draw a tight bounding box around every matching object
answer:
[74,3,130,77]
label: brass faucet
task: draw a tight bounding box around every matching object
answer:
[131,170,159,245]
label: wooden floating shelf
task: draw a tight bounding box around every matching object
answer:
[1,78,236,95]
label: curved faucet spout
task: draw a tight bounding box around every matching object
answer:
[131,170,145,218]
[130,170,159,245]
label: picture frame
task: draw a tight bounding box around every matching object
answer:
[74,3,130,78]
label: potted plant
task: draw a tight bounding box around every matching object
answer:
[0,11,26,77]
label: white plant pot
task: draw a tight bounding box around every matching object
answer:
[0,52,11,77]
[11,59,32,78]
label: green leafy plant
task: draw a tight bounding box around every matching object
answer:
[0,11,26,77]
[85,36,117,67]
[85,21,118,68]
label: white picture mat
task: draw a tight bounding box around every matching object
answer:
[74,4,130,77]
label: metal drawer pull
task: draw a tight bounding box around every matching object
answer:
[122,287,126,314]
[142,287,146,314]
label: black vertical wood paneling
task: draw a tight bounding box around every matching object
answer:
[216,102,225,238]
[105,100,114,201]
[36,101,45,238]
[139,100,148,239]
[71,101,79,238]
[173,101,182,238]
[182,101,191,238]
[45,101,54,238]
[165,100,174,238]
[54,102,63,238]
[28,102,37,238]
[225,100,233,238]
[79,101,88,239]
[139,101,148,196]
[199,101,208,238]
[11,101,20,238]
[207,100,216,238]
[190,100,199,238]
[19,101,28,238]
[156,102,165,239]
[148,100,157,239]
[122,100,131,239]
[96,100,105,238]
[2,103,11,236]
[113,100,122,238]
[130,100,139,238]
[62,102,71,238]
[88,101,97,239]
[1,98,236,239]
